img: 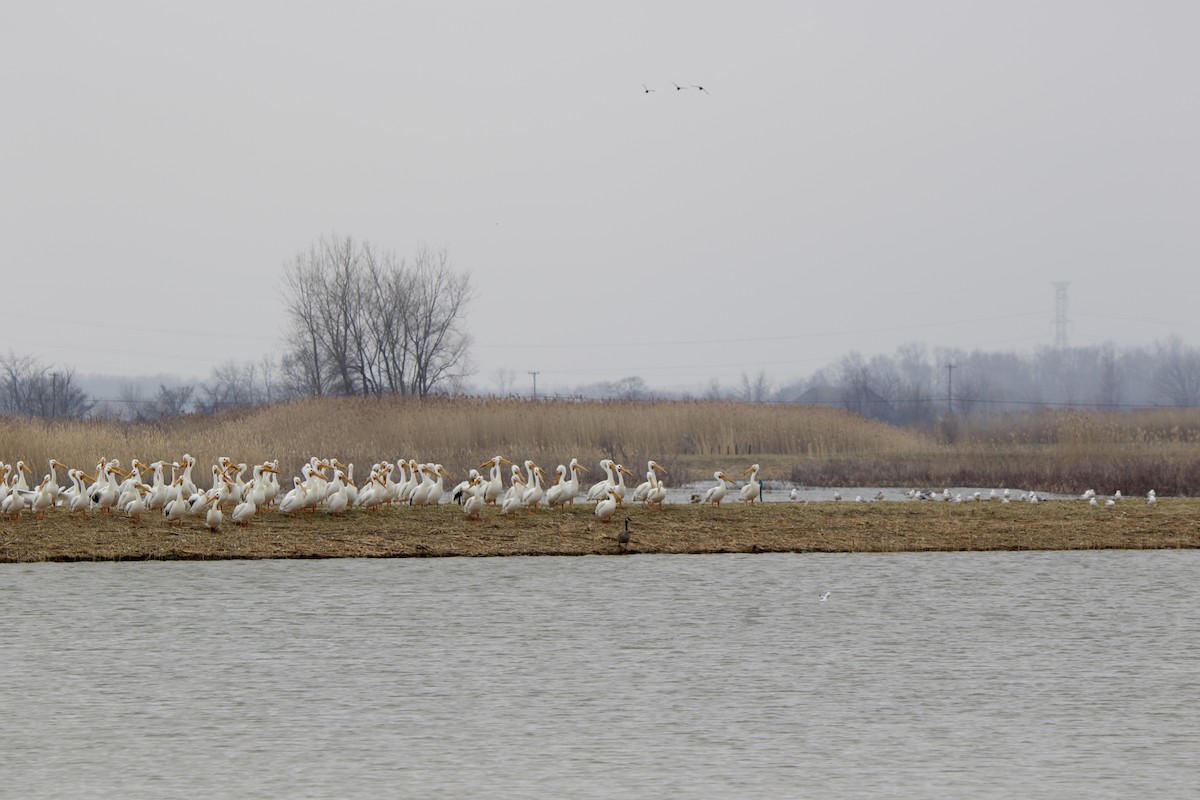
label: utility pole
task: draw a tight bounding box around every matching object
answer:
[946,363,955,414]
[1052,281,1070,348]
[528,370,540,400]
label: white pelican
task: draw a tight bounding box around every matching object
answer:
[463,475,485,520]
[326,477,350,516]
[340,463,357,507]
[645,470,667,509]
[427,464,454,506]
[522,461,546,512]
[631,461,668,504]
[94,463,125,515]
[1,489,23,519]
[279,477,307,516]
[163,485,189,525]
[544,458,586,508]
[12,460,33,493]
[500,468,526,515]
[45,459,66,503]
[67,470,93,514]
[819,592,831,602]
[544,464,569,508]
[178,454,198,499]
[595,488,622,522]
[1147,489,1157,505]
[586,459,616,502]
[232,489,257,526]
[738,464,762,504]
[123,484,149,522]
[480,456,512,505]
[452,469,482,505]
[789,488,799,501]
[360,474,388,512]
[27,476,55,519]
[409,464,435,506]
[205,493,223,532]
[610,464,635,501]
[702,471,738,507]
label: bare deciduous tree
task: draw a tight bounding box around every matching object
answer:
[279,235,474,398]
[0,353,93,418]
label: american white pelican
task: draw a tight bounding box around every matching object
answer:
[326,477,350,516]
[645,470,667,509]
[427,464,454,506]
[45,459,66,503]
[595,488,622,522]
[480,456,512,505]
[738,464,762,504]
[1,493,23,519]
[586,459,617,502]
[94,463,125,515]
[631,461,668,504]
[66,469,92,514]
[500,469,525,515]
[13,460,33,493]
[612,464,635,501]
[28,476,55,519]
[452,469,482,505]
[409,464,435,506]
[279,477,307,516]
[205,493,223,532]
[789,488,799,501]
[360,474,388,512]
[163,484,189,525]
[232,489,257,526]
[702,471,737,507]
[819,592,831,602]
[123,484,149,522]
[463,475,485,520]
[340,463,357,507]
[1147,489,1157,505]
[522,461,546,512]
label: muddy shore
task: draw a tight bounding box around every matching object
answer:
[2,499,1197,563]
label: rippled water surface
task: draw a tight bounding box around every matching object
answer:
[4,550,1198,798]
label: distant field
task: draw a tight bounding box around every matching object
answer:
[2,398,1200,495]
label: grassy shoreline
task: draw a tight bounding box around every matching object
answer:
[3,500,1197,563]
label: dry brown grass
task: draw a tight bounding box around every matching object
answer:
[0,398,926,486]
[4,400,1200,496]
[2,499,1196,562]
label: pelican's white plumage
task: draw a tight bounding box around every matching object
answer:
[595,488,622,522]
[703,471,737,507]
[738,464,762,504]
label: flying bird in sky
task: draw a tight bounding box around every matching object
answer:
[692,85,709,93]
[642,83,655,93]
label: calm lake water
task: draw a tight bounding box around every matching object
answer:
[3,550,1198,798]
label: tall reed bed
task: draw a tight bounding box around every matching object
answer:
[3,401,1199,494]
[0,398,927,485]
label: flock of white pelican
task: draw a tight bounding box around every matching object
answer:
[0,457,1159,531]
[0,457,770,530]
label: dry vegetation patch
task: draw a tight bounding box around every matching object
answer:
[3,500,1197,563]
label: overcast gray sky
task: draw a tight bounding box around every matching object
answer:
[4,1,1198,395]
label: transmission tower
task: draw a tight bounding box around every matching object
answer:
[1052,281,1070,348]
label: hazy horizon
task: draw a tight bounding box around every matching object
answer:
[5,2,1198,397]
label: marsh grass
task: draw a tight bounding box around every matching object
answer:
[2,400,1199,494]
